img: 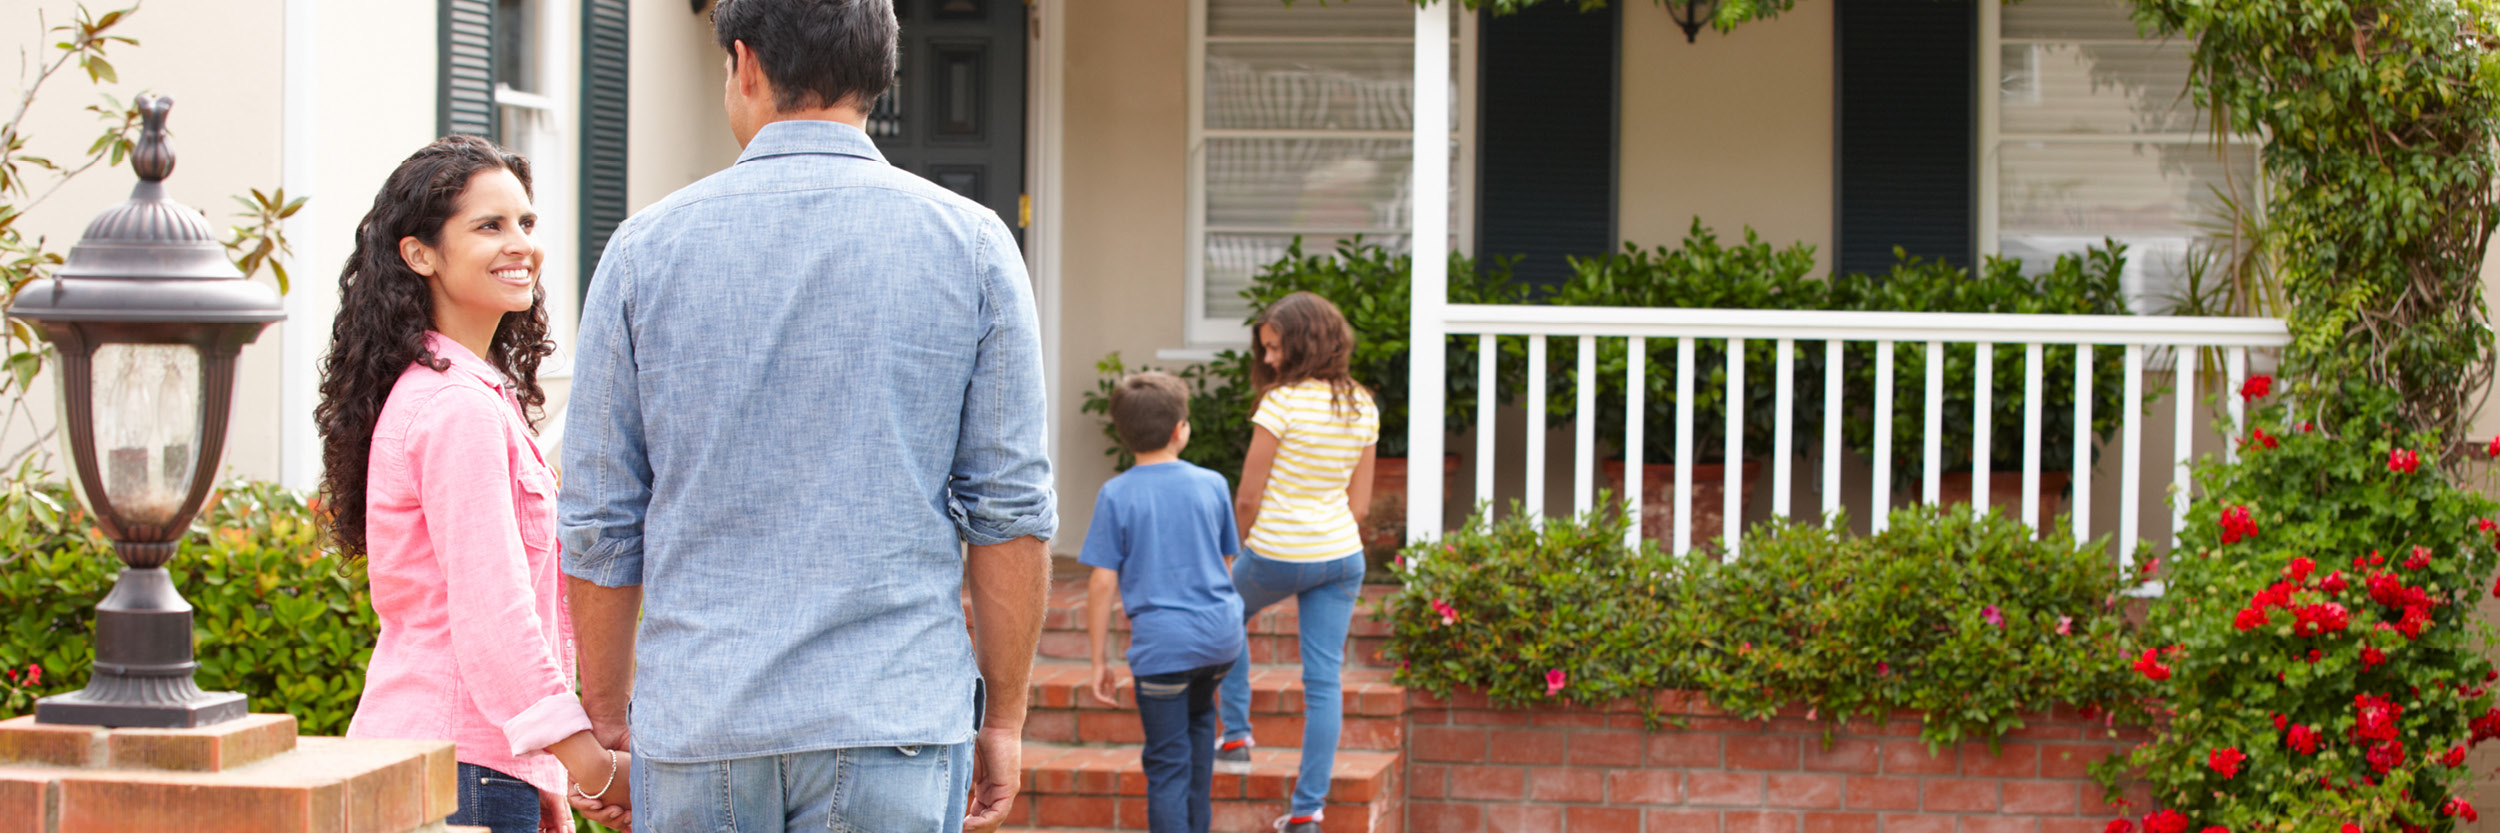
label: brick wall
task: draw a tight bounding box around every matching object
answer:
[1400,689,2151,833]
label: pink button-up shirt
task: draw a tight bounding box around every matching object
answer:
[346,332,590,824]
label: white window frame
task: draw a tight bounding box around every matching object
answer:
[1975,0,2262,310]
[1182,0,1477,347]
[492,0,582,360]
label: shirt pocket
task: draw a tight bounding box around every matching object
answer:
[515,466,559,558]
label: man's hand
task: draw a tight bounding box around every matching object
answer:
[1087,662,1120,707]
[962,725,1023,831]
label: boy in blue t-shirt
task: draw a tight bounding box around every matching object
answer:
[1081,371,1246,833]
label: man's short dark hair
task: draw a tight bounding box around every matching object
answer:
[1110,372,1190,455]
[712,0,897,112]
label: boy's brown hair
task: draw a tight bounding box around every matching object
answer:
[1110,371,1190,454]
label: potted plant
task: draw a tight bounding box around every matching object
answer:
[1830,243,2132,522]
[1539,220,1829,551]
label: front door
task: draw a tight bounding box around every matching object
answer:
[872,0,1027,241]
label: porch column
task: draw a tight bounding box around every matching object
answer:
[1407,2,1451,545]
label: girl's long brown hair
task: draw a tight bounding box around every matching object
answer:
[314,136,552,559]
[1249,291,1368,418]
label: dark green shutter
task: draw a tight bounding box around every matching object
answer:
[1476,2,1621,291]
[1835,0,1975,275]
[580,0,630,298]
[439,0,498,140]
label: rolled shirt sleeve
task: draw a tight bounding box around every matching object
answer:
[947,217,1057,545]
[560,237,653,587]
[409,386,593,758]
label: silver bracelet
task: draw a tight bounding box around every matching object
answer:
[573,749,618,800]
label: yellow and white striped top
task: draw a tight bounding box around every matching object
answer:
[1245,378,1381,562]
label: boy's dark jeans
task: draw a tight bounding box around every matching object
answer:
[1135,660,1235,833]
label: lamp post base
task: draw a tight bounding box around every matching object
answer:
[35,686,247,729]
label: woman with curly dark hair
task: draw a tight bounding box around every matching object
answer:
[316,135,630,833]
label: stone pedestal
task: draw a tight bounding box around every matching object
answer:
[0,714,480,833]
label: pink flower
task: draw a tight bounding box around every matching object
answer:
[2057,616,2073,635]
[2240,375,2272,401]
[1981,605,2004,628]
[1545,668,1566,697]
[1429,599,1458,627]
[2389,448,2421,474]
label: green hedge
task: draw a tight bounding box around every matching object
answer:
[1380,502,2148,747]
[0,479,372,735]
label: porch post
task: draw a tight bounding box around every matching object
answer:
[1407,2,1452,545]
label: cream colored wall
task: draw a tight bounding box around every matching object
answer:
[1616,1,1833,266]
[1051,0,1190,557]
[2,0,288,483]
[627,0,741,213]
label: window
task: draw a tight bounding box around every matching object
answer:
[1979,0,2259,313]
[1185,0,1473,345]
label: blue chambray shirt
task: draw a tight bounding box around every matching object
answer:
[558,120,1057,763]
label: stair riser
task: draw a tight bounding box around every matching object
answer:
[1024,710,1405,751]
[1020,794,1394,833]
[1036,633,1398,669]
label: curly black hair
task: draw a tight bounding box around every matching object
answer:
[315,135,553,559]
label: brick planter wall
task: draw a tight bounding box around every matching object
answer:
[1400,689,2151,833]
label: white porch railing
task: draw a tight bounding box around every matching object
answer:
[1405,305,2292,573]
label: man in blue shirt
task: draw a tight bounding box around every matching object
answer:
[1083,372,1244,833]
[558,0,1055,830]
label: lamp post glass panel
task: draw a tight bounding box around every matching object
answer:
[7,95,283,728]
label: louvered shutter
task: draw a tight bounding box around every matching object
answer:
[1475,2,1620,290]
[439,0,498,140]
[579,0,630,295]
[1834,0,1975,275]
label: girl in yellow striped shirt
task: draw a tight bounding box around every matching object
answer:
[1213,292,1379,833]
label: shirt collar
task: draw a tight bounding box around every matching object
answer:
[734,120,888,166]
[423,331,507,393]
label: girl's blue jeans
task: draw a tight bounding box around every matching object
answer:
[1217,549,1366,818]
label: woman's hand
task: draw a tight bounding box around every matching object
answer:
[567,749,634,830]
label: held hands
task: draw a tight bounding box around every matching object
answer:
[565,747,634,832]
[1086,661,1122,707]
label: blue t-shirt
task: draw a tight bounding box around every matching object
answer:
[1078,461,1245,676]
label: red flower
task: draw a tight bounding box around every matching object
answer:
[2481,518,2496,534]
[2292,603,2350,637]
[1544,668,1566,697]
[2144,810,2189,833]
[2233,607,2269,632]
[2342,825,2359,833]
[2287,556,2315,582]
[2404,545,2433,570]
[2219,505,2259,544]
[2271,713,2287,731]
[2367,739,2406,775]
[2321,571,2349,595]
[2299,421,2316,432]
[2444,744,2468,767]
[2390,448,2421,474]
[2473,707,2500,743]
[2287,724,2320,755]
[2105,821,2134,833]
[2397,605,2432,640]
[2361,645,2386,671]
[1430,599,1459,626]
[2489,434,2500,458]
[2449,798,2480,822]
[2208,747,2247,779]
[2244,427,2279,450]
[2355,693,2404,743]
[1876,661,1890,677]
[21,664,34,687]
[2368,572,2407,607]
[2240,375,2272,401]
[2307,649,2324,664]
[2134,648,2173,682]
[2202,827,2229,833]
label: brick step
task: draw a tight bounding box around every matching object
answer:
[1026,659,1407,751]
[1036,579,1404,670]
[1009,742,1404,833]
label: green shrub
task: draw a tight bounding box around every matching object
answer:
[1830,245,2133,481]
[1380,500,2147,745]
[0,478,372,735]
[1681,508,2147,749]
[1540,220,1829,463]
[1081,351,1258,489]
[2100,385,2500,832]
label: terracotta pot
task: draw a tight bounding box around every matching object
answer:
[1937,471,2072,533]
[1598,460,1762,553]
[1363,455,1460,560]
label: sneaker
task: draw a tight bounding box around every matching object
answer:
[1215,737,1253,772]
[1272,813,1322,833]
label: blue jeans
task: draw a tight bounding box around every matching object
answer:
[1136,661,1233,833]
[448,763,538,833]
[633,740,975,833]
[1218,550,1364,818]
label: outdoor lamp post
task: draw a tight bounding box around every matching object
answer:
[1667,0,1720,42]
[8,94,284,728]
